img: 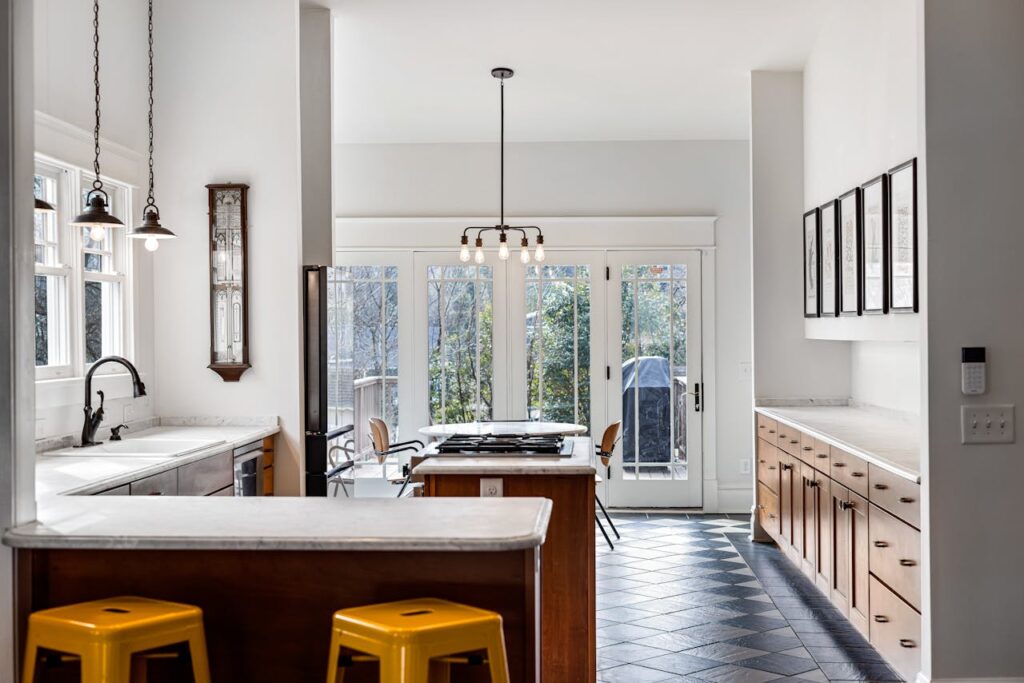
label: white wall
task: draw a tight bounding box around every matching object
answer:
[750,71,851,404]
[802,0,922,414]
[335,139,754,509]
[923,1,1024,678]
[151,0,304,495]
[32,0,157,440]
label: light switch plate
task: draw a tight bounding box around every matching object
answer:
[123,403,136,422]
[740,459,752,475]
[961,405,1015,444]
[480,478,503,497]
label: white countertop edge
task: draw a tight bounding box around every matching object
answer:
[754,407,920,484]
[51,425,281,496]
[4,498,553,552]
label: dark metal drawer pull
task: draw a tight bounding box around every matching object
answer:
[806,480,819,488]
[874,541,889,548]
[874,483,889,490]
[803,445,813,451]
[790,439,799,445]
[900,639,917,649]
[899,559,917,567]
[768,429,776,434]
[781,464,793,471]
[899,496,916,504]
[851,471,865,478]
[833,462,846,468]
[768,465,777,470]
[816,453,828,459]
[873,615,890,623]
[838,501,853,511]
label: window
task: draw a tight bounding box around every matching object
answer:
[427,265,493,424]
[326,266,399,453]
[33,156,132,380]
[525,264,591,429]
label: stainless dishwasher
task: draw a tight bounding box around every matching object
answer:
[233,439,264,496]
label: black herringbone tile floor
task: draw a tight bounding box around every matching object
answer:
[596,514,902,683]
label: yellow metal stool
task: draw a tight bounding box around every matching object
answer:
[21,596,211,683]
[326,598,510,683]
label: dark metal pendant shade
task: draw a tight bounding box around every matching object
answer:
[71,191,125,228]
[34,197,56,213]
[130,208,175,240]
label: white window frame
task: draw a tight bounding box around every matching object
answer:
[34,153,134,381]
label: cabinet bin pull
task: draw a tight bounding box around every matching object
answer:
[874,541,889,548]
[803,445,813,451]
[899,559,917,567]
[873,615,890,623]
[900,639,917,649]
[899,497,915,503]
[851,471,865,478]
[834,462,846,468]
[816,453,828,459]
[874,483,889,490]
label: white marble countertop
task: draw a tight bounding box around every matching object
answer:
[755,405,921,482]
[3,497,552,551]
[414,437,596,476]
[36,423,280,497]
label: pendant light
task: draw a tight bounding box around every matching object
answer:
[458,68,546,264]
[129,0,176,252]
[35,198,56,214]
[70,0,124,240]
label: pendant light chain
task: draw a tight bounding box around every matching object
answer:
[145,0,156,211]
[499,76,504,229]
[91,0,103,191]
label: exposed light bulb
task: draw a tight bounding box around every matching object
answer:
[459,243,470,262]
[89,226,106,241]
[474,237,485,264]
[534,243,545,262]
[520,245,531,264]
[144,237,159,252]
[497,234,510,261]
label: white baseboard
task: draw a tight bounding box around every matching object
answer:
[715,486,753,514]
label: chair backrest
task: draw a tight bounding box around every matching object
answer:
[598,421,621,467]
[368,418,388,455]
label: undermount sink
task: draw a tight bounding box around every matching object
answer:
[47,438,224,458]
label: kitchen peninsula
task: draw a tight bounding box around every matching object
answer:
[416,435,597,682]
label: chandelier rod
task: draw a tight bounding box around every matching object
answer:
[500,75,505,229]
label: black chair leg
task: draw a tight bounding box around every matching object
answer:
[596,513,614,550]
[596,496,620,539]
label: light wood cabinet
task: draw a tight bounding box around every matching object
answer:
[754,409,920,679]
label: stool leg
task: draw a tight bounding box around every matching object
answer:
[19,632,37,683]
[187,631,212,683]
[380,648,429,683]
[485,630,511,683]
[325,631,341,683]
[81,644,129,683]
[596,513,615,550]
[596,495,620,539]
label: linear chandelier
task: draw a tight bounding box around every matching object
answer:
[459,67,545,264]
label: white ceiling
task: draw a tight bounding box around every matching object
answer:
[332,0,834,144]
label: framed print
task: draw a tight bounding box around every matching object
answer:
[819,199,839,317]
[888,158,919,312]
[803,208,820,318]
[860,174,889,314]
[838,187,862,316]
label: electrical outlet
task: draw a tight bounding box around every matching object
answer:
[740,459,752,475]
[123,403,136,423]
[961,405,1015,444]
[480,478,503,497]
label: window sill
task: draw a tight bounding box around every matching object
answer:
[36,372,150,410]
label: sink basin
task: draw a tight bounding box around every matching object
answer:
[46,438,224,458]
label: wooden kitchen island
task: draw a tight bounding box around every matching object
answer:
[5,496,551,683]
[416,436,597,682]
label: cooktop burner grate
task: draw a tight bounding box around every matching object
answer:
[435,433,572,456]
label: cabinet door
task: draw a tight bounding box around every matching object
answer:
[799,463,817,579]
[830,483,851,616]
[848,491,871,636]
[814,473,832,594]
[779,454,795,548]
[130,469,178,496]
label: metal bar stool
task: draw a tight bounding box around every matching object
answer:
[595,421,622,550]
[326,598,510,683]
[21,596,211,683]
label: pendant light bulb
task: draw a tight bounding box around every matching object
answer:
[519,237,531,264]
[497,233,510,261]
[459,235,470,262]
[144,237,159,252]
[90,226,106,241]
[534,234,546,262]
[474,237,485,264]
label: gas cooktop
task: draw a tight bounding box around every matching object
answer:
[431,434,574,457]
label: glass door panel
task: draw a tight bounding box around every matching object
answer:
[607,252,702,507]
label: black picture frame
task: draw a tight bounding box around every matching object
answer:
[819,199,839,317]
[860,174,889,314]
[838,187,862,316]
[803,208,820,318]
[888,158,919,312]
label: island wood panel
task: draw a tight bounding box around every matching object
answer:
[424,474,595,683]
[21,547,538,683]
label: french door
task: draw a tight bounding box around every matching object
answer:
[604,251,703,508]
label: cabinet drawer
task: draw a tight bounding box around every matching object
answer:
[756,439,780,493]
[178,451,233,496]
[797,431,816,464]
[210,485,234,497]
[869,465,920,529]
[831,447,869,498]
[811,438,831,472]
[869,505,921,610]
[130,469,178,496]
[97,484,130,496]
[756,414,778,446]
[869,576,921,682]
[757,482,780,539]
[776,423,802,456]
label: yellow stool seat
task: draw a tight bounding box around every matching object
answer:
[22,596,211,683]
[327,598,510,683]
